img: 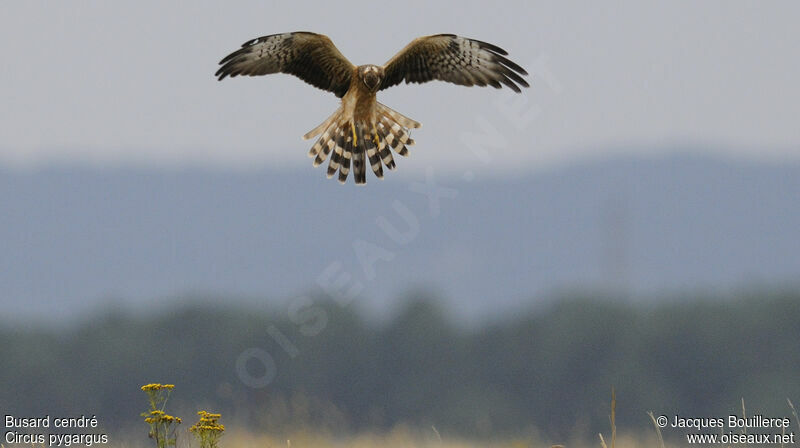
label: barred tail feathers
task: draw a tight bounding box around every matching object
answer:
[376,102,421,130]
[304,105,420,184]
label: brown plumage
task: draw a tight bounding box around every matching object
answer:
[216,32,529,185]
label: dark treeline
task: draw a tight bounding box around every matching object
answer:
[2,292,800,439]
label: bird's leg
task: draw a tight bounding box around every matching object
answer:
[372,124,380,146]
[351,122,358,146]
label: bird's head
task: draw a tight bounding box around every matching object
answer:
[359,65,384,91]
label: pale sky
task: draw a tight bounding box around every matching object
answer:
[1,1,799,173]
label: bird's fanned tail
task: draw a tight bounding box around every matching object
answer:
[304,103,420,184]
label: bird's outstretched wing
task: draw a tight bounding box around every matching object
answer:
[216,32,355,98]
[381,34,529,93]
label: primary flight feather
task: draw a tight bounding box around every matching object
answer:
[216,32,529,185]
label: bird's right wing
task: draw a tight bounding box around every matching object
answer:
[216,32,355,98]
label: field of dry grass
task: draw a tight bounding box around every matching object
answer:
[203,391,675,448]
[21,386,790,448]
[114,386,679,448]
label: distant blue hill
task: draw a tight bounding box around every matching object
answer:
[2,152,799,325]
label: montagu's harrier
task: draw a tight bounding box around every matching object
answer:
[216,32,528,185]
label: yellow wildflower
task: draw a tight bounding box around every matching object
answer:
[141,383,174,391]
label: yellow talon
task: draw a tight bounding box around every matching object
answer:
[351,123,358,146]
[373,129,380,145]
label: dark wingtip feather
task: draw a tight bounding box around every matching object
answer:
[216,46,255,80]
[219,46,250,65]
[474,39,509,56]
[494,54,528,76]
[215,66,231,80]
[502,67,529,88]
[498,75,522,93]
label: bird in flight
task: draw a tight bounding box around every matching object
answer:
[216,32,529,185]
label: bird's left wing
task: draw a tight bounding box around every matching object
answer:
[381,34,529,93]
[216,32,355,98]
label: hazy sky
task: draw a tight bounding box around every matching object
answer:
[2,1,799,173]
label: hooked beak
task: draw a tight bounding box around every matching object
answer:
[363,70,380,90]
